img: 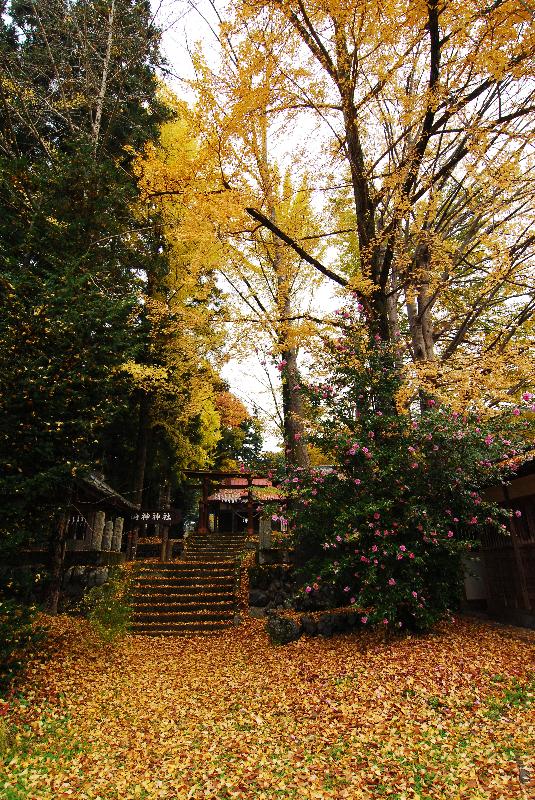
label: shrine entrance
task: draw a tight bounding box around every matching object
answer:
[184,470,281,537]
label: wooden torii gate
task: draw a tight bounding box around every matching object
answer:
[184,470,267,537]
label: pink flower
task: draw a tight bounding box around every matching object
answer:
[354,479,361,485]
[447,530,454,538]
[294,433,302,440]
[305,586,312,593]
[350,597,356,604]
[372,545,378,552]
[412,591,418,598]
[397,554,403,560]
[513,408,520,416]
[344,586,350,592]
[388,578,396,586]
[336,535,342,542]
[411,462,418,469]
[522,392,532,401]
[514,510,522,518]
[373,512,381,520]
[399,545,406,552]
[409,553,415,559]
[312,583,319,591]
[484,435,494,445]
[361,615,368,623]
[383,618,389,625]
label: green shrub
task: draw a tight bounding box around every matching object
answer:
[82,568,132,642]
[0,597,42,690]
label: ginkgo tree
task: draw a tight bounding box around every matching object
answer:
[186,0,535,410]
[190,25,332,467]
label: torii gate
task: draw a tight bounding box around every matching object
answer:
[184,470,267,537]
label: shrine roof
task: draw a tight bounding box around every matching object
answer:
[208,486,283,504]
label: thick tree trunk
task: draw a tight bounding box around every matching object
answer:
[280,347,310,469]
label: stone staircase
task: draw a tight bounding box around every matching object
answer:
[131,533,247,636]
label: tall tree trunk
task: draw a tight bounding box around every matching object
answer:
[254,111,310,469]
[280,346,310,469]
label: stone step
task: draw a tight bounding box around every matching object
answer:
[133,600,235,613]
[133,610,234,623]
[136,558,234,575]
[135,570,235,580]
[131,622,231,636]
[132,589,234,601]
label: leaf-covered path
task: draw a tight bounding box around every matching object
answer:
[2,617,534,799]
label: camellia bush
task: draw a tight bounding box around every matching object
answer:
[277,310,532,632]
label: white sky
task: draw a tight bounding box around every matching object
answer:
[151,0,340,450]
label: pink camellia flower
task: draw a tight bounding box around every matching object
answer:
[484,434,494,445]
[383,618,389,625]
[388,578,396,586]
[361,615,368,623]
[344,586,350,592]
[399,545,406,552]
[412,591,418,598]
[360,556,369,563]
[292,477,299,483]
[312,583,319,591]
[409,553,415,559]
[447,530,454,538]
[515,510,522,518]
[350,597,356,604]
[372,544,378,552]
[397,554,403,560]
[374,512,381,520]
[373,559,378,565]
[294,433,302,440]
[357,303,364,312]
[469,517,478,525]
[354,479,361,485]
[428,399,436,407]
[271,514,279,521]
[336,535,342,542]
[522,392,533,401]
[305,586,312,593]
[513,408,521,416]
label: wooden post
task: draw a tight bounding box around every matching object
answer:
[199,476,209,534]
[160,483,171,562]
[47,486,73,615]
[247,476,254,537]
[504,485,531,610]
